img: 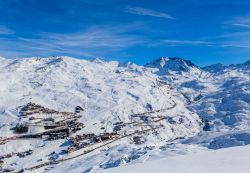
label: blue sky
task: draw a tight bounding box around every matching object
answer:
[0,0,250,66]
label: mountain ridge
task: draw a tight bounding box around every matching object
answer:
[1,55,249,70]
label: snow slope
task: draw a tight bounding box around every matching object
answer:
[98,145,250,173]
[146,57,250,149]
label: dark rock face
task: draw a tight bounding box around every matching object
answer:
[12,124,29,134]
[75,106,84,113]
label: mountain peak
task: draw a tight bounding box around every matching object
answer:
[145,57,199,74]
[203,63,226,73]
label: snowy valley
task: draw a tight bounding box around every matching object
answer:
[0,56,249,172]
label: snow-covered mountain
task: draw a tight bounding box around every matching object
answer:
[145,57,202,77]
[146,57,250,149]
[0,56,249,172]
[0,56,202,172]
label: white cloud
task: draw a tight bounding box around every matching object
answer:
[163,39,250,48]
[0,25,147,58]
[231,23,250,28]
[163,39,210,46]
[217,31,250,48]
[0,25,14,35]
[220,44,250,48]
[41,26,145,48]
[227,14,250,29]
[125,6,174,19]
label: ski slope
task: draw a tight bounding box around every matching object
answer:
[98,145,250,173]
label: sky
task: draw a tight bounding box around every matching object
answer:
[0,0,250,66]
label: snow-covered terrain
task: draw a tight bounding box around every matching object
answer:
[0,56,249,172]
[98,145,250,173]
[147,57,250,149]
